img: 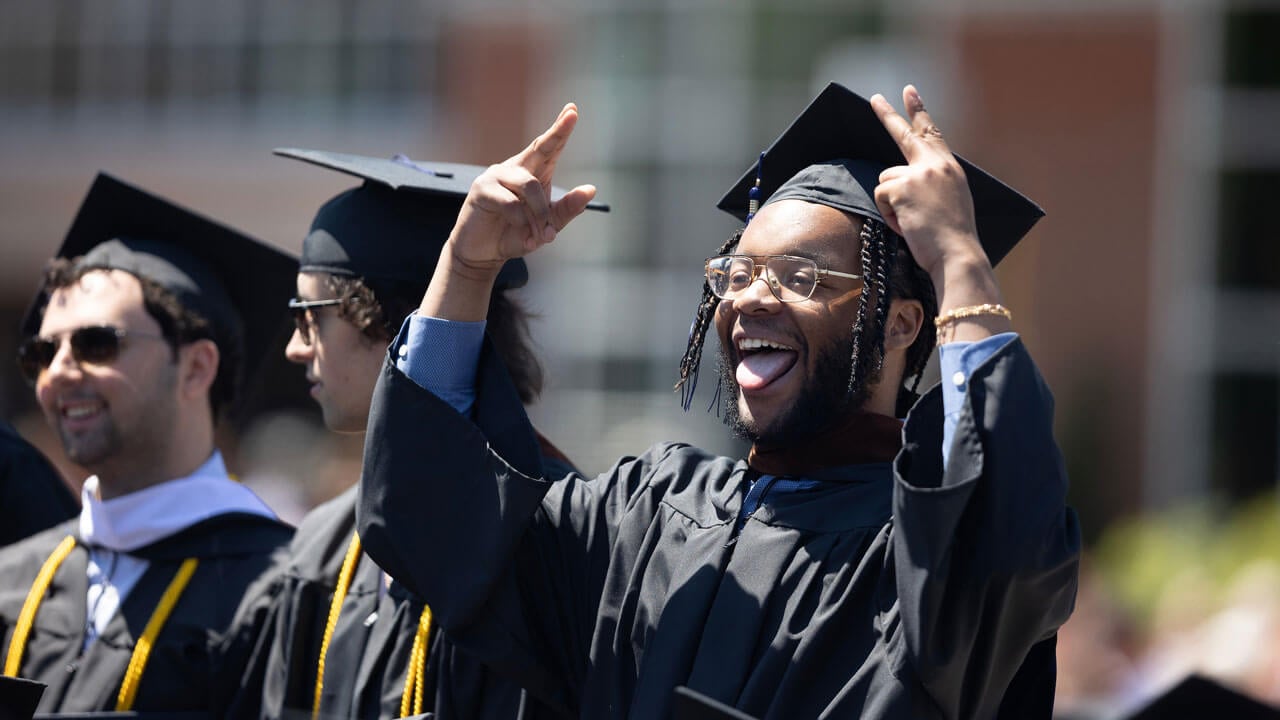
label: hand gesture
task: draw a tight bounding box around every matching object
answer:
[869,86,985,282]
[447,103,598,282]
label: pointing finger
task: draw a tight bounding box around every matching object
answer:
[869,93,921,162]
[514,103,579,180]
[903,85,950,151]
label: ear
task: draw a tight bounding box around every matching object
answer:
[177,339,220,403]
[883,298,924,353]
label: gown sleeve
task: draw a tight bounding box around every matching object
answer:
[892,337,1082,719]
[357,339,678,715]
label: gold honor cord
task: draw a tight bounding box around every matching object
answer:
[4,535,199,712]
[115,557,198,711]
[398,604,433,718]
[313,532,363,720]
[313,532,434,720]
[4,535,76,676]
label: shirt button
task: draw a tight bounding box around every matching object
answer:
[397,344,408,359]
[951,371,966,387]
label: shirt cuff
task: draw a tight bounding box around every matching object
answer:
[939,332,1018,464]
[394,312,486,415]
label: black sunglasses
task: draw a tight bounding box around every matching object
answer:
[17,325,166,383]
[287,298,344,346]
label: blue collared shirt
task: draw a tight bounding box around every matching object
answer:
[395,312,1015,463]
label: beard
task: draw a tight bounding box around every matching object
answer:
[717,330,868,446]
[58,414,123,467]
[56,362,179,475]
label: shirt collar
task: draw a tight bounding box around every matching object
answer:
[78,451,276,552]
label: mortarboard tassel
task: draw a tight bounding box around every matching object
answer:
[745,153,765,223]
[390,154,455,178]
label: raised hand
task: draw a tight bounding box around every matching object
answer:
[447,103,598,279]
[422,104,597,322]
[870,85,1007,342]
[868,86,985,282]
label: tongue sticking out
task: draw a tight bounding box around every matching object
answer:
[736,350,797,391]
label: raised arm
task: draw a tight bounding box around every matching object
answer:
[357,107,620,714]
[873,86,1080,717]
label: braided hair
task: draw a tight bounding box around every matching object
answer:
[676,228,743,411]
[675,216,937,417]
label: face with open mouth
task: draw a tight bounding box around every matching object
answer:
[34,269,181,472]
[714,199,867,444]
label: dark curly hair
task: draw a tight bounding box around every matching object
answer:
[36,258,242,419]
[675,216,937,417]
[324,273,544,404]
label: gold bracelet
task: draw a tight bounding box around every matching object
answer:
[934,303,1012,329]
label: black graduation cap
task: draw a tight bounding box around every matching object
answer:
[21,173,299,412]
[1120,674,1280,720]
[275,148,609,291]
[717,82,1043,267]
[0,676,44,720]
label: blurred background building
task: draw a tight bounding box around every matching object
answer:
[1,0,1278,713]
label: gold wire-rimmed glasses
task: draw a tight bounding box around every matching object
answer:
[704,254,862,303]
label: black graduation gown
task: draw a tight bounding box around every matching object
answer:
[0,422,79,547]
[0,512,292,716]
[357,337,1081,719]
[228,474,573,720]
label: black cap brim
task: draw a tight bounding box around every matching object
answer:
[273,148,610,212]
[716,82,1043,267]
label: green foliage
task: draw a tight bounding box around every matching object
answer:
[1093,494,1280,638]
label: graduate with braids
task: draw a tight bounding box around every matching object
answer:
[357,83,1081,719]
[678,219,937,422]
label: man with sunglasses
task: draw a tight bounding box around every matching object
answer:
[357,84,1080,719]
[0,174,297,715]
[222,150,601,720]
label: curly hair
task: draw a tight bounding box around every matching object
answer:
[325,273,544,404]
[36,257,242,419]
[675,216,937,416]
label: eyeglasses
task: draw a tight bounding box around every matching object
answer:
[705,254,862,303]
[288,298,343,345]
[17,325,166,383]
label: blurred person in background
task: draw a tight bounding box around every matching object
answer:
[356,84,1080,719]
[0,174,297,714]
[0,420,79,547]
[225,150,602,720]
[1058,500,1280,717]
